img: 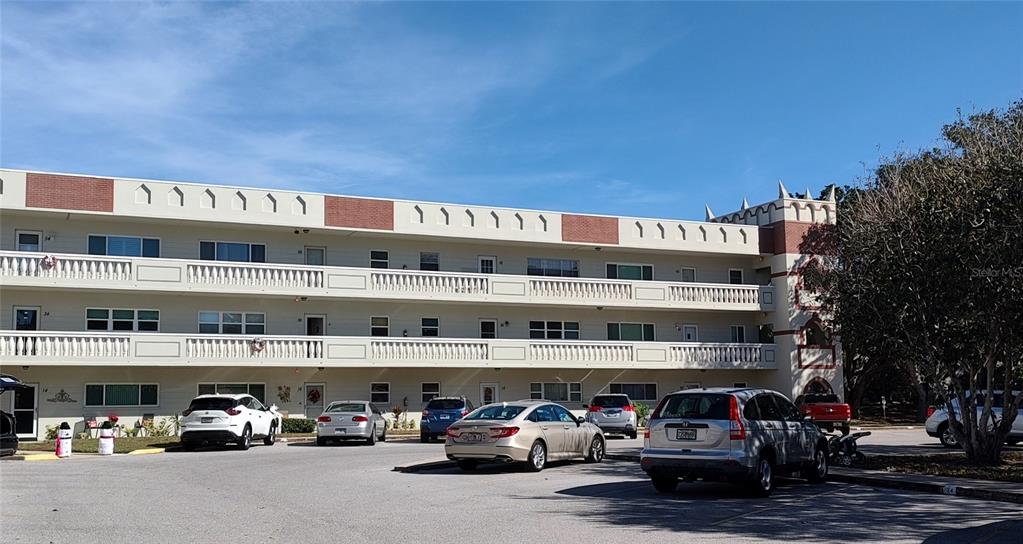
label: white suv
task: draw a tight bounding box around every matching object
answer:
[180,394,282,451]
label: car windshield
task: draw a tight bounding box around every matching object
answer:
[464,404,526,421]
[326,403,366,413]
[426,399,464,410]
[591,395,630,408]
[189,397,237,411]
[657,394,730,420]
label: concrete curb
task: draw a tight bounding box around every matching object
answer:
[393,460,457,473]
[828,470,1023,505]
[127,448,165,456]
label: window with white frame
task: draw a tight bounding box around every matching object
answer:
[371,316,389,337]
[370,383,390,404]
[197,383,266,404]
[609,383,658,401]
[421,382,440,403]
[607,323,655,341]
[85,384,159,407]
[88,235,160,258]
[681,267,697,282]
[199,241,266,263]
[529,321,580,340]
[530,382,582,402]
[728,269,744,284]
[198,312,265,334]
[87,309,159,332]
[370,250,389,269]
[421,317,439,337]
[606,263,653,281]
[15,230,42,252]
[420,252,439,271]
[526,258,579,277]
[730,325,746,343]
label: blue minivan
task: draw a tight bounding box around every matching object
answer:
[421,396,475,442]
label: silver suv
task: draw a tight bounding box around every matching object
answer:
[640,388,829,496]
[584,394,638,439]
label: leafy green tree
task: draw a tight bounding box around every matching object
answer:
[803,101,1023,465]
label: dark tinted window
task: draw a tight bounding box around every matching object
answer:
[553,405,576,423]
[426,399,465,410]
[326,403,366,413]
[774,395,803,422]
[801,394,840,404]
[466,405,525,420]
[657,394,730,420]
[189,397,238,411]
[591,395,630,408]
[753,395,783,421]
[533,405,558,422]
[743,397,760,420]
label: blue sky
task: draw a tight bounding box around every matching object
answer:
[2,2,1020,221]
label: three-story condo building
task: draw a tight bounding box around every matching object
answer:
[0,169,841,439]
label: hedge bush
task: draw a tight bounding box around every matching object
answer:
[281,418,316,434]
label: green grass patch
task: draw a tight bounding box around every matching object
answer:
[19,437,179,454]
[860,451,1023,483]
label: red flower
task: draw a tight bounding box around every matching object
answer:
[108,414,120,423]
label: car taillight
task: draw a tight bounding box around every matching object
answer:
[728,395,746,440]
[643,428,650,439]
[926,406,936,418]
[446,428,460,438]
[461,409,469,417]
[182,409,192,417]
[353,415,368,422]
[317,415,331,422]
[490,426,520,438]
[589,405,602,412]
[422,409,430,418]
[622,404,635,412]
[225,408,241,416]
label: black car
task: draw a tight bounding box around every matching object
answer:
[0,375,27,456]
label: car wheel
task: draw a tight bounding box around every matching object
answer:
[628,431,638,440]
[380,426,386,442]
[586,436,605,463]
[180,441,196,452]
[651,475,678,493]
[263,423,276,446]
[367,426,377,446]
[316,437,327,446]
[420,433,429,443]
[802,445,828,483]
[750,454,774,497]
[938,423,959,448]
[456,459,478,471]
[839,423,850,436]
[524,440,547,472]
[237,425,252,451]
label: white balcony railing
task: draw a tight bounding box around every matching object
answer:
[0,250,774,311]
[0,331,776,370]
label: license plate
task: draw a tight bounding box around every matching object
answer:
[462,432,485,442]
[334,428,346,434]
[675,428,697,440]
[440,415,451,420]
[605,411,620,417]
[201,417,213,424]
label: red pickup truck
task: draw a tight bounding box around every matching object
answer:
[795,394,851,435]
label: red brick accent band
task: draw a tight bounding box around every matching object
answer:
[25,173,113,212]
[324,196,394,230]
[561,214,619,245]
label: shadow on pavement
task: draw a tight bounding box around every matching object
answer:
[922,519,1023,544]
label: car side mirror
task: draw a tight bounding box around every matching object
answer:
[269,404,278,412]
[576,416,585,425]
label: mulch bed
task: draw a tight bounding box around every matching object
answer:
[859,451,1023,483]
[19,437,179,454]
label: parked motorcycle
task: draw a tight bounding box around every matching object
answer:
[827,430,870,467]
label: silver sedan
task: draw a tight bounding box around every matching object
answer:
[445,400,605,471]
[316,401,387,446]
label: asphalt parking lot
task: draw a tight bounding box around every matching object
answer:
[2,430,1021,544]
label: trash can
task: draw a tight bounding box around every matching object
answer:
[55,422,73,458]
[98,426,115,455]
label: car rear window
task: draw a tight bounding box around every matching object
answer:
[591,395,630,408]
[326,403,366,413]
[465,405,525,421]
[655,394,730,420]
[189,397,237,411]
[426,399,465,410]
[802,394,840,404]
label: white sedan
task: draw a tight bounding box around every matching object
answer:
[180,394,282,450]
